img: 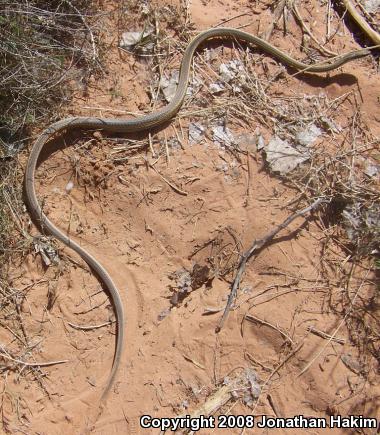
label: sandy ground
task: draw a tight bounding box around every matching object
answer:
[2,1,379,434]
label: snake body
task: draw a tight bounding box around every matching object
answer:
[24,28,370,405]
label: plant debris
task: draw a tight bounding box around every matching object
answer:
[33,237,59,267]
[169,263,211,306]
[295,124,322,147]
[212,125,236,149]
[264,136,309,174]
[363,0,380,14]
[224,368,261,405]
[119,28,155,53]
[342,203,380,253]
[189,122,206,145]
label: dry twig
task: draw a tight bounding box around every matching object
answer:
[290,1,338,56]
[149,164,188,196]
[307,325,345,344]
[216,198,325,332]
[0,351,68,368]
[262,0,287,41]
[68,320,115,331]
[245,314,295,345]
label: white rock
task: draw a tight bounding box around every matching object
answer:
[119,31,143,48]
[209,82,225,94]
[363,0,380,13]
[320,116,342,133]
[119,28,154,52]
[296,124,322,147]
[257,134,265,150]
[212,125,236,148]
[364,162,379,178]
[219,60,244,83]
[236,133,262,151]
[65,180,74,193]
[265,136,309,174]
[160,71,179,102]
[161,71,199,102]
[188,123,206,145]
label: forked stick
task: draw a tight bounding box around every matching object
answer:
[216,198,325,333]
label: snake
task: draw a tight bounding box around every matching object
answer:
[341,0,380,46]
[24,27,371,408]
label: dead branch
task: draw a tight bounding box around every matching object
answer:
[149,164,188,196]
[68,320,115,331]
[0,351,68,368]
[216,198,325,333]
[261,0,287,41]
[245,314,295,345]
[307,325,345,344]
[290,1,338,56]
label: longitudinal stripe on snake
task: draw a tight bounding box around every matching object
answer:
[24,28,371,407]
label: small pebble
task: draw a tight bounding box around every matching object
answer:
[65,181,74,193]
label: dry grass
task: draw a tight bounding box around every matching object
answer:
[0,0,103,147]
[0,0,105,258]
[0,0,104,255]
[0,4,108,427]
